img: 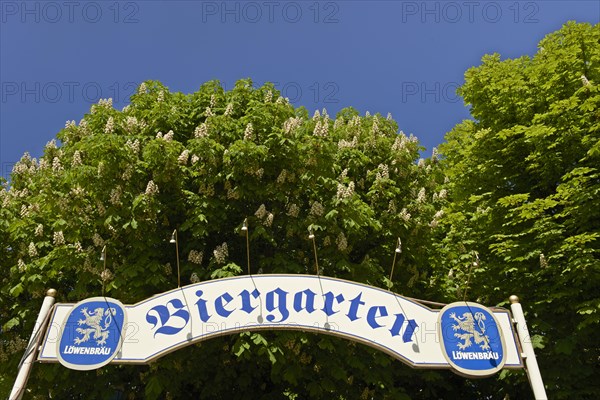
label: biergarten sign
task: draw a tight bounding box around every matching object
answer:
[38,275,522,376]
[11,275,548,399]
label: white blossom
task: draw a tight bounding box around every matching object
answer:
[276,169,288,184]
[145,180,159,196]
[190,272,200,283]
[388,200,397,213]
[336,182,355,200]
[283,117,302,134]
[244,123,253,141]
[104,117,115,134]
[224,103,234,116]
[255,204,267,219]
[387,112,393,120]
[45,139,57,150]
[210,94,216,107]
[74,241,83,253]
[581,74,591,87]
[418,158,425,168]
[164,130,174,141]
[138,82,147,94]
[109,186,122,205]
[35,224,44,237]
[310,201,324,217]
[540,253,548,269]
[376,164,389,181]
[417,187,426,203]
[191,155,200,164]
[188,250,204,264]
[336,233,348,252]
[371,116,380,135]
[52,157,63,172]
[399,208,411,222]
[178,150,190,165]
[157,91,164,102]
[125,116,139,132]
[18,259,26,272]
[72,150,82,167]
[125,139,140,154]
[101,269,113,282]
[213,242,228,264]
[338,136,358,149]
[286,203,300,218]
[333,117,344,130]
[28,242,37,257]
[312,110,321,120]
[264,90,273,103]
[65,120,76,129]
[348,116,361,127]
[98,98,113,108]
[71,186,85,197]
[204,106,214,117]
[439,189,448,200]
[313,120,328,137]
[194,123,208,138]
[93,233,104,247]
[264,212,274,227]
[53,231,65,246]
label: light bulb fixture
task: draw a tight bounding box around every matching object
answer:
[242,218,250,275]
[100,246,106,261]
[170,229,181,288]
[308,228,319,275]
[389,237,402,286]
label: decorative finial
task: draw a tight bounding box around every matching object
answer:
[46,288,57,297]
[509,295,520,304]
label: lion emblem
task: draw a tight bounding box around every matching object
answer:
[74,307,116,346]
[449,311,490,351]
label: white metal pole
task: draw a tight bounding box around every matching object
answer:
[9,288,57,400]
[510,295,548,400]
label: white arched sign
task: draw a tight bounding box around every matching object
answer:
[37,274,523,377]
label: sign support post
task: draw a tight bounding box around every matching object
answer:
[509,295,548,400]
[9,289,57,400]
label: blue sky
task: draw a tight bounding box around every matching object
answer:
[1,1,599,178]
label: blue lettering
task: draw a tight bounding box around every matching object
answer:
[215,292,234,317]
[146,299,190,337]
[239,289,260,314]
[389,313,405,337]
[346,293,365,321]
[194,290,212,322]
[266,288,289,322]
[388,313,419,343]
[403,319,418,343]
[322,292,345,316]
[293,289,317,313]
[367,306,388,329]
